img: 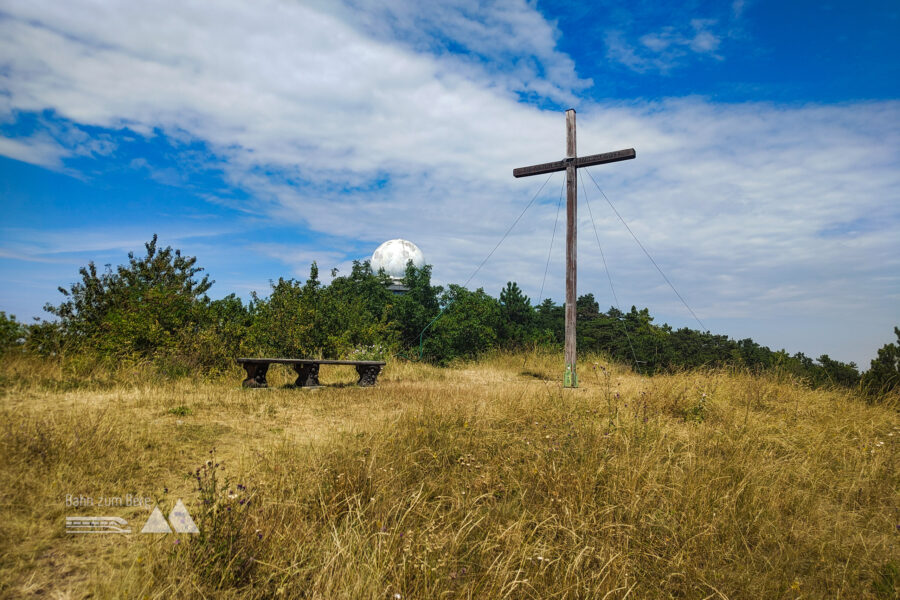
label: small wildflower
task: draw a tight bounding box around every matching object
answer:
[174,539,180,545]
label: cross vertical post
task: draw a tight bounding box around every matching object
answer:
[513,109,635,388]
[564,109,577,387]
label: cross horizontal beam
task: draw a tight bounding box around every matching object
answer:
[513,148,636,178]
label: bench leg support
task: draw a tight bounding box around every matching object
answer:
[355,365,382,387]
[293,363,320,388]
[241,362,269,388]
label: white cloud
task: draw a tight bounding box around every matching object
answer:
[0,0,897,365]
[0,226,238,259]
[611,18,725,73]
[0,133,68,168]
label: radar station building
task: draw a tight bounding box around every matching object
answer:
[370,239,425,295]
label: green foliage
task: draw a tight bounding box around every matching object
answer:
[0,312,25,353]
[862,327,900,398]
[5,236,886,390]
[392,261,442,350]
[498,281,535,347]
[535,298,564,342]
[249,271,324,358]
[249,261,397,359]
[423,285,501,364]
[682,393,708,423]
[325,261,399,357]
[44,234,213,363]
[873,561,899,598]
[23,320,63,357]
[536,297,863,387]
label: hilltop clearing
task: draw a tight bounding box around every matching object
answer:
[1,352,897,599]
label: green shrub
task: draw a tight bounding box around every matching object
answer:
[0,312,25,353]
[862,326,900,399]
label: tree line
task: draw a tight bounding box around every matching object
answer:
[1,236,897,396]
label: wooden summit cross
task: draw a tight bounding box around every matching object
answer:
[514,109,635,388]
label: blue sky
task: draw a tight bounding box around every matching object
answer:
[1,0,898,367]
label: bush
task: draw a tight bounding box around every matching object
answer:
[423,285,501,364]
[0,312,25,353]
[44,234,213,363]
[862,326,900,398]
[249,262,397,359]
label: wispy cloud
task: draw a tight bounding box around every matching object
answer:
[607,18,727,73]
[0,133,68,169]
[0,226,239,260]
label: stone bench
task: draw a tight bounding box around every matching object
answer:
[236,358,386,388]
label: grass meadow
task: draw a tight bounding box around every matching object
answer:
[0,351,897,599]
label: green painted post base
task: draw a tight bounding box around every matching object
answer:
[564,364,578,388]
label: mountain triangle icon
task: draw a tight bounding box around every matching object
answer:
[141,506,173,533]
[168,499,199,534]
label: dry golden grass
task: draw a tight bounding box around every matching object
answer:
[0,351,897,599]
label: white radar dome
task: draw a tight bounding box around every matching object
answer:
[371,239,425,283]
